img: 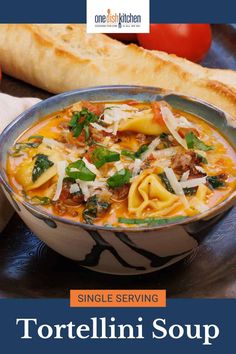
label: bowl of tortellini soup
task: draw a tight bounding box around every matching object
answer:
[0,85,235,275]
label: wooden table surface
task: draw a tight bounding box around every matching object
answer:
[0,25,235,298]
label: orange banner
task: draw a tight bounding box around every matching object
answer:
[70,289,166,307]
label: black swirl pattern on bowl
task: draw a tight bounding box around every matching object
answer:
[74,229,194,271]
[23,204,57,229]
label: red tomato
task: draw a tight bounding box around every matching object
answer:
[106,33,137,42]
[151,101,165,126]
[137,24,212,62]
[81,101,104,115]
[178,127,200,138]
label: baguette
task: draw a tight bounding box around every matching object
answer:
[0,24,236,119]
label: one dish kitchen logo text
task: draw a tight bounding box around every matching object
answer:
[95,8,141,28]
[87,0,150,33]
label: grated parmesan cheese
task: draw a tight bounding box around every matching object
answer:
[132,158,142,176]
[152,146,181,159]
[103,105,151,136]
[43,137,64,149]
[164,167,185,196]
[69,167,79,172]
[114,161,124,171]
[164,167,189,208]
[90,122,113,133]
[195,165,206,174]
[112,121,119,135]
[180,170,190,182]
[82,157,101,176]
[141,137,160,160]
[160,105,188,150]
[67,153,83,163]
[77,181,90,201]
[53,161,67,201]
[180,176,207,189]
[103,104,138,124]
[76,180,107,201]
[109,144,122,153]
[69,183,81,194]
[177,116,196,129]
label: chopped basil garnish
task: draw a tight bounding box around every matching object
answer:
[118,216,186,225]
[30,196,52,205]
[186,132,214,151]
[121,150,136,160]
[92,147,120,168]
[84,125,90,141]
[160,132,169,139]
[107,168,132,188]
[135,144,149,158]
[121,144,148,160]
[206,175,226,189]
[66,160,96,181]
[32,154,54,182]
[159,172,175,193]
[69,108,99,139]
[83,195,110,224]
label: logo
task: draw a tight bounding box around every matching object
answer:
[87,0,150,33]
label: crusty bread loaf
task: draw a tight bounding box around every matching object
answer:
[0,24,236,119]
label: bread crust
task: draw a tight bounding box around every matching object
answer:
[0,24,236,120]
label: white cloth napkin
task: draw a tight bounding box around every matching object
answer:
[0,93,41,232]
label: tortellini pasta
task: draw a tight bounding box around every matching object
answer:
[118,112,168,135]
[128,170,180,217]
[15,145,62,191]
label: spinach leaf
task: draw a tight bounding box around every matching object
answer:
[92,147,120,168]
[107,169,132,188]
[183,187,198,196]
[160,132,169,140]
[69,108,99,139]
[185,132,214,151]
[159,172,175,193]
[121,144,148,160]
[196,153,208,164]
[32,154,54,182]
[206,175,226,189]
[83,195,110,224]
[118,216,187,225]
[66,160,96,181]
[135,144,148,158]
[121,149,135,160]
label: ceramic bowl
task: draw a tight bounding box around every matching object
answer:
[0,86,235,275]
